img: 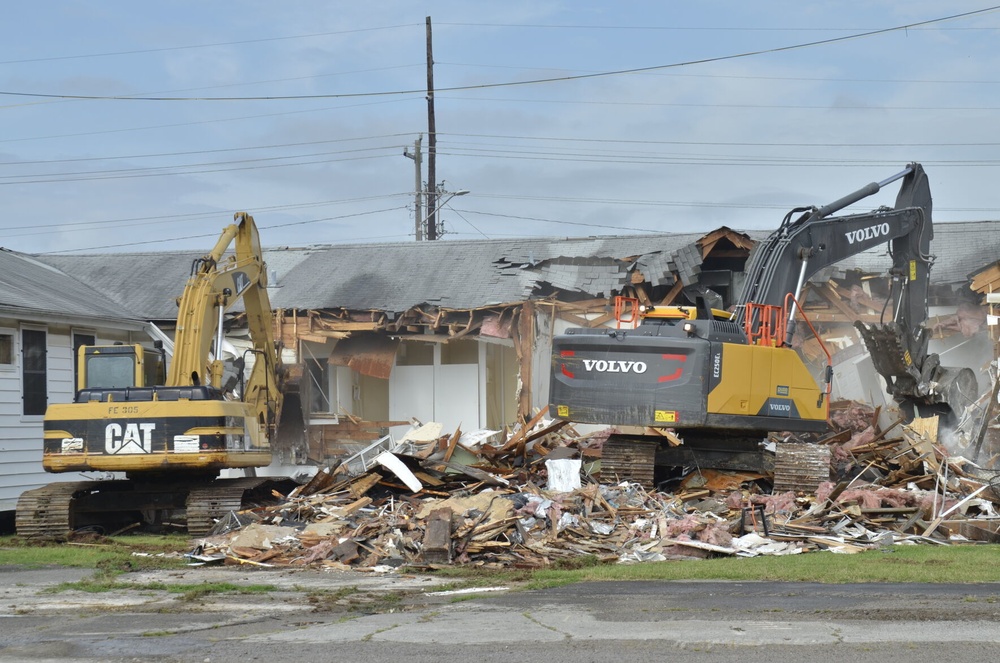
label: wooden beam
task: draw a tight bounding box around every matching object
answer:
[557,312,597,327]
[320,321,383,331]
[514,302,535,420]
[814,283,862,320]
[585,312,615,328]
[659,279,684,305]
[970,262,1000,291]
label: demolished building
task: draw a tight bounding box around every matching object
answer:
[22,221,1000,481]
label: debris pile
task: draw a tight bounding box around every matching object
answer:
[190,404,1000,570]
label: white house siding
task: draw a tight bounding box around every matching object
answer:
[0,318,133,512]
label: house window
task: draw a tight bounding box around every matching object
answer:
[301,341,335,415]
[306,356,333,414]
[0,329,14,368]
[21,328,47,416]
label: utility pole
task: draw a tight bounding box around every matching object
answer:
[404,135,423,241]
[425,16,439,240]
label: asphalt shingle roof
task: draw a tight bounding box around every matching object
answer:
[266,234,703,312]
[0,249,140,322]
[20,221,1000,321]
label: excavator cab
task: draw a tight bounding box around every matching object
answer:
[77,343,166,393]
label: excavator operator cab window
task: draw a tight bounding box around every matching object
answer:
[640,317,685,328]
[141,347,167,387]
[81,345,141,390]
[84,355,136,389]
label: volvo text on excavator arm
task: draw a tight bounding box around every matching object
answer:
[736,162,976,421]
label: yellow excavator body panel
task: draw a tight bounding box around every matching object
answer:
[42,395,269,473]
[707,342,826,423]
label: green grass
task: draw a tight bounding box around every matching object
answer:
[4,534,1000,590]
[0,534,189,573]
[425,544,1000,587]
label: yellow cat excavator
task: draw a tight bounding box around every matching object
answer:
[16,212,293,537]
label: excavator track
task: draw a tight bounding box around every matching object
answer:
[15,477,297,539]
[601,434,830,494]
[186,477,295,536]
[15,481,112,538]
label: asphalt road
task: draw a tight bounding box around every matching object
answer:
[2,565,999,662]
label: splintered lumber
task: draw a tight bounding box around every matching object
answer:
[198,397,1000,571]
[920,484,991,537]
[496,407,549,454]
[442,426,462,463]
[348,472,382,498]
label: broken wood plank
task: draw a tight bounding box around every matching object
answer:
[422,508,453,564]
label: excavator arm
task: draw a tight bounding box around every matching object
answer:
[736,163,975,422]
[737,164,930,322]
[168,212,282,434]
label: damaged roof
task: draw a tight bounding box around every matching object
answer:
[264,234,707,311]
[36,233,709,317]
[19,221,1000,320]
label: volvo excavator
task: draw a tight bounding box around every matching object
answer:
[16,212,294,537]
[549,163,978,486]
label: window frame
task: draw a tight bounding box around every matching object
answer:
[71,329,96,392]
[0,327,15,372]
[20,325,48,418]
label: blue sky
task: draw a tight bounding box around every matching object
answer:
[3,2,1000,254]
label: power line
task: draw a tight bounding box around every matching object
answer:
[442,131,1000,149]
[451,208,663,233]
[0,24,421,65]
[1,133,417,166]
[40,207,409,253]
[0,152,403,186]
[14,129,994,169]
[438,94,1000,112]
[0,144,407,182]
[3,194,411,235]
[0,98,418,144]
[439,61,1000,87]
[436,21,1000,32]
[2,7,995,102]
